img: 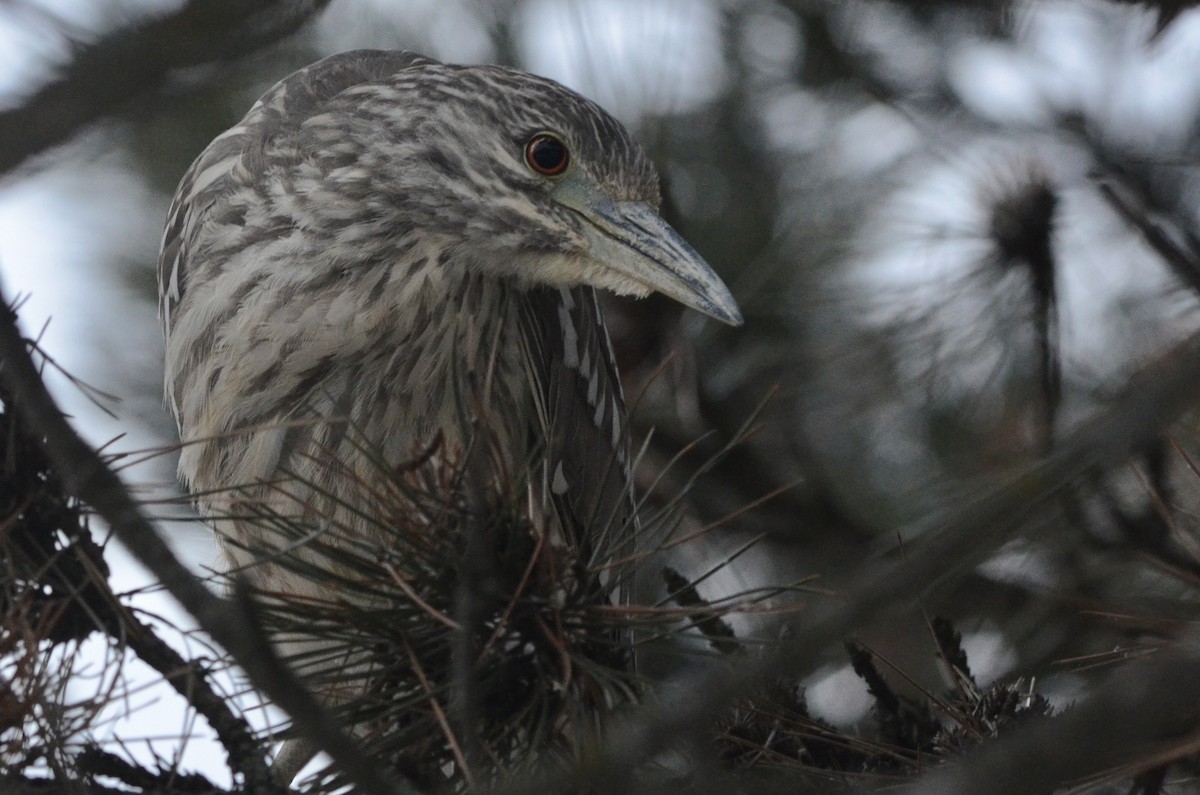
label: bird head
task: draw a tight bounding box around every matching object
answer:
[282,52,742,326]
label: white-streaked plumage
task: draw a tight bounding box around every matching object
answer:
[158,49,741,778]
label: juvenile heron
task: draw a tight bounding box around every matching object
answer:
[159,49,740,774]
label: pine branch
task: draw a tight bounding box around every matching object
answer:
[0,0,331,177]
[910,636,1200,794]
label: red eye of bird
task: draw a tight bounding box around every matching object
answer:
[525,133,570,176]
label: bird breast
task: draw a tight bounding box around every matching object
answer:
[172,255,533,584]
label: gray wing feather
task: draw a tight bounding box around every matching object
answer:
[518,286,637,567]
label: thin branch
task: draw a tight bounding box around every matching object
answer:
[64,523,274,789]
[1095,172,1200,299]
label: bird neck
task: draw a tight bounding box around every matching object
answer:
[362,265,531,457]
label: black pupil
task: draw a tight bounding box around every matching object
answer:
[530,137,567,172]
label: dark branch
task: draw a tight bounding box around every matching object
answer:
[0,0,330,177]
[115,601,272,789]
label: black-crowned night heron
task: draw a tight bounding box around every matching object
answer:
[158,49,740,779]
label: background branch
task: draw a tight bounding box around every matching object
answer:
[0,0,330,177]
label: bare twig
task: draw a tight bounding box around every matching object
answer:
[70,524,274,789]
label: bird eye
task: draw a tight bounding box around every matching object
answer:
[524,133,570,177]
